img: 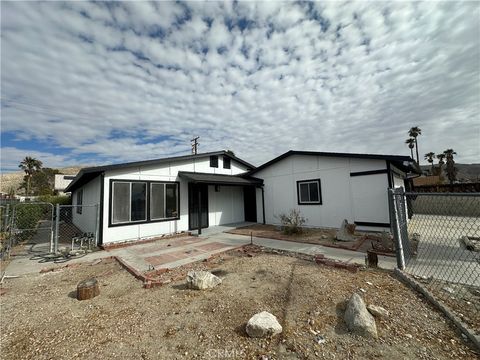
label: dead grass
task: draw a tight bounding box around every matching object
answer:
[0,252,477,359]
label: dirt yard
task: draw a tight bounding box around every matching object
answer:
[228,224,394,255]
[1,250,477,360]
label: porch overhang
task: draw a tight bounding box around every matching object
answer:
[178,171,263,186]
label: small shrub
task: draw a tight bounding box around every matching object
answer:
[278,209,306,235]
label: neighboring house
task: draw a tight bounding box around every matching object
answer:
[65,151,260,245]
[54,174,76,194]
[65,149,418,245]
[249,151,417,232]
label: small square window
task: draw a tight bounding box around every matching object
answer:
[210,155,218,168]
[297,179,322,205]
[223,156,231,169]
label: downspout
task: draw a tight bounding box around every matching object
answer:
[197,183,202,235]
[98,172,105,246]
[261,186,266,225]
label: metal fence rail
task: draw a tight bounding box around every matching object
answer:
[390,189,480,332]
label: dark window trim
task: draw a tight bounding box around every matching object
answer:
[108,179,180,227]
[354,221,391,228]
[223,156,231,169]
[350,169,388,177]
[296,178,322,205]
[210,155,218,168]
[76,189,83,214]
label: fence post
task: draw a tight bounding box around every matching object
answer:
[390,189,406,270]
[4,204,10,232]
[94,204,100,246]
[54,204,60,254]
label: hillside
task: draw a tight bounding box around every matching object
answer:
[419,163,480,182]
[0,166,83,194]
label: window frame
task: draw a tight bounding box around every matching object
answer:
[210,155,218,168]
[223,156,231,169]
[109,179,180,227]
[296,178,322,205]
[76,189,83,214]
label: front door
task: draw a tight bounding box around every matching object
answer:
[189,183,209,230]
[243,186,257,222]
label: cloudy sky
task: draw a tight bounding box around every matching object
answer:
[1,1,479,172]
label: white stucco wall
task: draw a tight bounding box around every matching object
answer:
[72,176,100,234]
[101,155,250,244]
[254,155,392,230]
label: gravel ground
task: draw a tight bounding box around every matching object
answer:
[0,251,478,360]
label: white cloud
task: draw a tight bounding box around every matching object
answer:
[0,0,479,172]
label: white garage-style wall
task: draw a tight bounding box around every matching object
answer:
[254,154,392,230]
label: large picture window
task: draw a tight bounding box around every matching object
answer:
[297,179,322,205]
[111,180,179,226]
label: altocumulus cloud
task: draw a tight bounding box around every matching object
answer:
[1,1,479,171]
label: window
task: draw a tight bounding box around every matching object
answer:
[150,183,179,220]
[76,189,83,214]
[111,180,179,226]
[111,182,147,224]
[210,155,218,168]
[297,179,322,205]
[223,156,231,169]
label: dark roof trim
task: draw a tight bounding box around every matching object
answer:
[178,171,263,186]
[249,150,418,175]
[65,151,255,193]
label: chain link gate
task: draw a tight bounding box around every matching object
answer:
[7,202,55,260]
[390,188,480,333]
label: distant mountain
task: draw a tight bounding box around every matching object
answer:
[420,163,480,182]
[0,166,83,194]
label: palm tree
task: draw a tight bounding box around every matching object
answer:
[424,152,435,174]
[405,138,415,159]
[18,156,43,196]
[436,153,446,177]
[408,127,422,163]
[443,149,457,184]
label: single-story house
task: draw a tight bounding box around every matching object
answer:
[65,149,418,246]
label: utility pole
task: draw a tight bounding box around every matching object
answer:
[191,136,199,155]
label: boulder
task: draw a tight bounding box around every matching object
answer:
[246,311,283,338]
[186,271,222,290]
[336,219,355,242]
[367,304,389,318]
[344,293,378,338]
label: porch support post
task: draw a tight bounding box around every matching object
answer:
[261,186,266,225]
[197,184,202,235]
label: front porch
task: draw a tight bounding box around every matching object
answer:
[178,171,264,234]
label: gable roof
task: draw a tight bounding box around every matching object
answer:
[249,150,419,175]
[65,150,255,193]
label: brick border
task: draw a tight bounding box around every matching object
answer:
[314,254,362,273]
[100,232,192,250]
[394,268,480,350]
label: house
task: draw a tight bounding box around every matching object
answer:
[65,151,262,246]
[54,174,76,195]
[65,149,418,246]
[249,151,418,232]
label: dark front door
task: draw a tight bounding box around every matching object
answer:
[189,183,209,230]
[243,186,257,222]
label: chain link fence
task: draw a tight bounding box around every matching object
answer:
[1,202,99,263]
[390,188,480,333]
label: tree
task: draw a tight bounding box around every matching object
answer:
[443,149,457,184]
[405,138,415,159]
[18,157,43,196]
[435,153,446,178]
[408,127,422,163]
[424,152,436,174]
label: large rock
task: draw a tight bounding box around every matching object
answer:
[186,271,222,290]
[344,293,378,338]
[246,311,283,338]
[335,219,355,242]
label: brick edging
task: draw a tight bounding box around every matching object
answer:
[101,232,192,251]
[314,254,362,273]
[394,268,480,350]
